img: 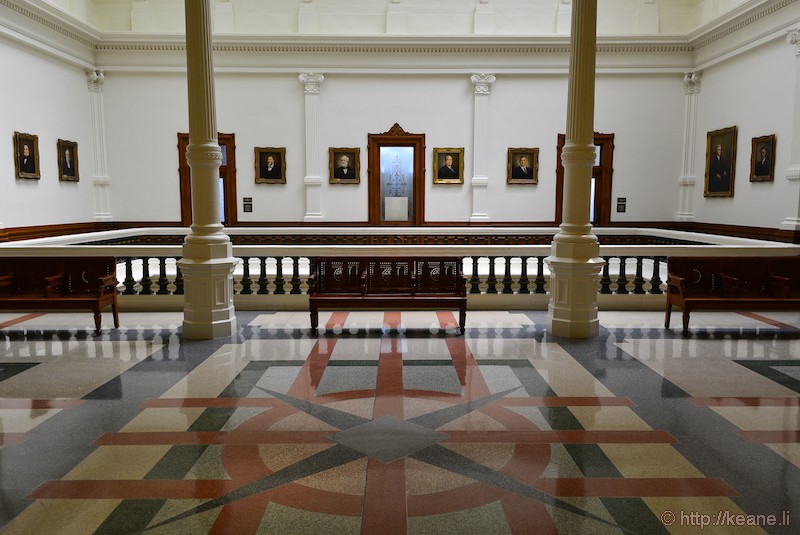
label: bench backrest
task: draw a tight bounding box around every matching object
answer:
[313,259,365,294]
[366,259,414,294]
[415,258,465,295]
[0,257,116,296]
[668,256,800,298]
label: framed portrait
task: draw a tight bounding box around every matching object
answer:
[329,147,360,184]
[255,147,286,184]
[704,126,737,197]
[750,135,776,182]
[507,147,539,184]
[433,147,464,184]
[14,131,40,180]
[57,139,79,182]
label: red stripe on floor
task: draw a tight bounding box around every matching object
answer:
[739,430,800,443]
[739,312,800,330]
[92,430,334,446]
[442,430,677,444]
[0,399,84,409]
[0,313,45,329]
[692,397,800,407]
[373,338,404,419]
[361,457,407,535]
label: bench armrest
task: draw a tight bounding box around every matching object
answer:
[98,274,118,296]
[307,273,318,294]
[43,273,65,298]
[0,272,13,296]
[666,274,686,295]
[720,273,739,298]
[768,273,791,298]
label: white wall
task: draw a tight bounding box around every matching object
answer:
[0,37,96,228]
[694,37,797,229]
[103,71,188,222]
[596,74,685,222]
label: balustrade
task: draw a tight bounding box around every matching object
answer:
[112,253,668,298]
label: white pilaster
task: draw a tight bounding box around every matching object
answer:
[387,0,406,34]
[546,0,604,339]
[556,0,572,35]
[470,73,495,222]
[131,0,153,32]
[474,0,493,34]
[214,0,234,33]
[178,0,237,340]
[87,69,113,222]
[676,71,701,223]
[781,29,800,232]
[300,73,325,222]
[298,0,319,33]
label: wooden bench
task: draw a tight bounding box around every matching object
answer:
[308,257,467,334]
[665,256,800,333]
[0,257,120,335]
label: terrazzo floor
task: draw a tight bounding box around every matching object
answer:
[1,308,799,534]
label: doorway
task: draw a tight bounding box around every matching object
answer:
[367,124,426,226]
[555,133,614,226]
[178,133,237,226]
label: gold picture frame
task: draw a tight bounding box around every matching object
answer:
[58,139,79,182]
[329,147,360,184]
[255,147,286,184]
[750,134,775,182]
[704,126,737,197]
[14,131,40,180]
[507,147,538,184]
[433,147,464,184]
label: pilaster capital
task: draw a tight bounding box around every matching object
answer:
[299,73,325,94]
[682,71,701,94]
[470,73,496,94]
[87,69,105,92]
[786,28,800,55]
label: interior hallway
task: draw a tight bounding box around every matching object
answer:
[1,309,799,534]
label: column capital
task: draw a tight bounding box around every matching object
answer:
[470,73,496,94]
[787,28,800,55]
[87,69,104,92]
[299,73,325,93]
[682,71,701,94]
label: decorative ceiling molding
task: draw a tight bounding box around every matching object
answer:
[689,0,796,49]
[0,0,97,47]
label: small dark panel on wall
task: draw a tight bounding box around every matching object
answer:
[616,197,627,213]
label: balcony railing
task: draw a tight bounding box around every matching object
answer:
[2,227,798,310]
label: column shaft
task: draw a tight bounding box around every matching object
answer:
[87,70,112,222]
[178,0,237,340]
[546,0,605,338]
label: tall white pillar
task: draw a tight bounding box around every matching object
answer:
[86,69,112,222]
[177,0,237,340]
[781,28,800,234]
[546,0,605,339]
[300,73,325,222]
[676,71,701,222]
[470,73,495,223]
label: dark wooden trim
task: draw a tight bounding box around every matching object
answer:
[367,123,426,226]
[1,221,797,244]
[178,133,237,226]
[556,133,615,226]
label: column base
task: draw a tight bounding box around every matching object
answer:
[545,237,604,339]
[178,241,238,340]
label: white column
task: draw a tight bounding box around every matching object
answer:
[86,69,112,222]
[546,0,605,339]
[298,0,319,33]
[474,0,493,34]
[177,0,237,340]
[300,73,325,222]
[781,28,800,233]
[387,0,406,34]
[676,71,701,222]
[470,73,495,222]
